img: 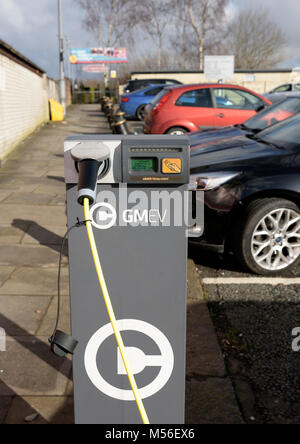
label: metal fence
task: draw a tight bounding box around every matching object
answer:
[72,88,119,105]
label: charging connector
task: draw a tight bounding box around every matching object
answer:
[71,142,110,205]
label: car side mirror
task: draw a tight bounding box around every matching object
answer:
[255,104,266,112]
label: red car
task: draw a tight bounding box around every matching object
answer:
[143,83,272,135]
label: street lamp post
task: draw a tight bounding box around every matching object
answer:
[58,0,66,115]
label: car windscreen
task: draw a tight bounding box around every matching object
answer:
[243,98,300,132]
[256,113,300,148]
[149,88,170,106]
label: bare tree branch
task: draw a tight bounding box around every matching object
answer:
[224,8,286,69]
[136,0,173,70]
[74,0,140,47]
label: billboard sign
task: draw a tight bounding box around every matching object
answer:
[70,48,127,64]
[204,55,234,80]
[82,65,108,73]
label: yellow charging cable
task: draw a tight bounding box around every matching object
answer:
[83,197,150,425]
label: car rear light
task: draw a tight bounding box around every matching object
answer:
[152,91,172,115]
[121,97,130,103]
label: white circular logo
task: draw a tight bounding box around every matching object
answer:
[84,319,174,401]
[90,202,117,230]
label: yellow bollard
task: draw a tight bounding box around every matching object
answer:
[49,99,65,121]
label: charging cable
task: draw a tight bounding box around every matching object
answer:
[83,197,150,425]
[49,219,88,357]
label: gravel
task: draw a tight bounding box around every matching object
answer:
[207,282,300,424]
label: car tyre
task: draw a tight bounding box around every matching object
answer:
[166,127,188,135]
[136,105,146,121]
[234,198,300,275]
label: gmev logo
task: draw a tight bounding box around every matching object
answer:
[0,327,6,352]
[84,319,174,401]
[89,184,204,237]
[292,328,300,352]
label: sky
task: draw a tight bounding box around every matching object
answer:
[0,0,300,79]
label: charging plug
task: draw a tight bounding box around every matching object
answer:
[71,142,110,205]
[49,330,78,358]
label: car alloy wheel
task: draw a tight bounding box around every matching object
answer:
[166,127,188,135]
[136,105,146,121]
[233,198,300,275]
[251,207,300,271]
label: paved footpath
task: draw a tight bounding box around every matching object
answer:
[0,105,242,424]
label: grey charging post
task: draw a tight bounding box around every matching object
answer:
[64,135,190,424]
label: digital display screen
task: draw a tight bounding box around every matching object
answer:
[131,158,156,171]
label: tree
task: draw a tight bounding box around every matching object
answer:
[225,9,286,69]
[137,0,173,70]
[185,0,229,70]
[74,0,139,47]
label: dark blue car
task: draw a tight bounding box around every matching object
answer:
[120,84,166,120]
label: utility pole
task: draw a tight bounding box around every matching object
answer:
[58,0,66,115]
[65,36,72,82]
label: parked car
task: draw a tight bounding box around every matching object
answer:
[123,78,182,94]
[189,95,300,148]
[120,84,166,120]
[189,113,300,275]
[268,83,300,94]
[143,83,272,135]
[263,90,300,104]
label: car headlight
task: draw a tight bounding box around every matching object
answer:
[189,172,240,191]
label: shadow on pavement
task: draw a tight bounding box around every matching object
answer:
[12,219,66,256]
[47,175,65,183]
[188,243,245,274]
[0,313,72,381]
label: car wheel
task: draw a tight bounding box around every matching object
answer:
[136,105,146,121]
[166,127,188,135]
[235,198,300,275]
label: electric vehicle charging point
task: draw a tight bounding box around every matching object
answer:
[64,135,190,424]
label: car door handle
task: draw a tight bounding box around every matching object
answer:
[216,113,225,118]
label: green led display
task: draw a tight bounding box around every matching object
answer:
[131,158,156,171]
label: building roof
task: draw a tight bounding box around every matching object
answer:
[0,39,45,77]
[131,69,294,75]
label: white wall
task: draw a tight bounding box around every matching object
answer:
[0,54,49,161]
[130,71,298,95]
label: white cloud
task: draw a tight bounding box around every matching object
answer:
[224,2,238,22]
[1,0,27,31]
[0,0,54,33]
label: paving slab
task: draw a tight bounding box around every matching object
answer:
[0,205,67,227]
[0,267,15,286]
[33,182,65,196]
[0,245,60,266]
[4,396,74,424]
[2,192,55,206]
[186,300,226,377]
[0,190,13,203]
[187,261,226,377]
[0,223,29,244]
[0,337,71,396]
[50,195,66,206]
[187,258,204,300]
[22,224,66,246]
[0,267,69,296]
[0,296,51,335]
[0,397,12,424]
[0,166,48,177]
[37,296,71,336]
[185,378,243,424]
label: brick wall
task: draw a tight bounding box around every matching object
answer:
[0,41,73,163]
[0,53,49,161]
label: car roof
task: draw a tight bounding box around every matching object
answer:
[163,83,260,91]
[130,78,180,83]
[127,84,167,94]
